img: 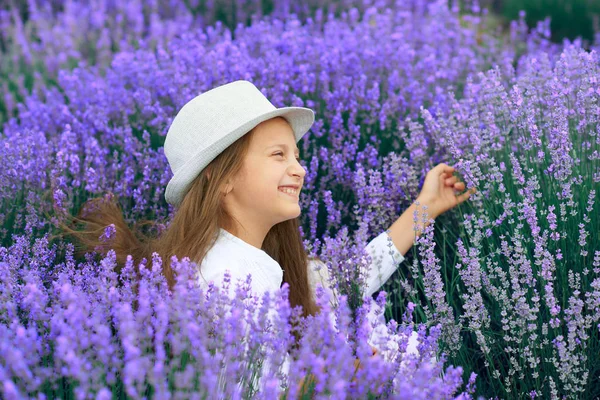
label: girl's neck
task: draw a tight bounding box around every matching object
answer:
[221,225,268,250]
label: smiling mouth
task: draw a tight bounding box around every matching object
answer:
[278,187,299,196]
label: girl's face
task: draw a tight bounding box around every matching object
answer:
[222,117,306,240]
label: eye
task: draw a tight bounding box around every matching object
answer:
[273,152,301,162]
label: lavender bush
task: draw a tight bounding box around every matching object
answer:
[0,234,473,398]
[1,0,599,397]
[385,45,600,397]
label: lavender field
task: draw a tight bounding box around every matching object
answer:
[1,0,599,398]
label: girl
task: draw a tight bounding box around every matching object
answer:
[65,80,475,395]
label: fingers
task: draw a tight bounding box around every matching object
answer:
[437,163,455,174]
[457,187,477,203]
[453,181,465,190]
[438,165,466,189]
[431,163,477,204]
[371,346,379,356]
[445,175,458,186]
[428,163,454,178]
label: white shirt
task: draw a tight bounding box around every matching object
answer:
[195,227,421,393]
[198,227,405,303]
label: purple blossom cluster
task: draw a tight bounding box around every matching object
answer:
[398,44,600,397]
[1,0,599,397]
[1,0,392,124]
[0,235,471,398]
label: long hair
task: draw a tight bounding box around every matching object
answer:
[52,117,321,346]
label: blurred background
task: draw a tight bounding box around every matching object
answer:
[479,0,599,44]
[3,0,600,44]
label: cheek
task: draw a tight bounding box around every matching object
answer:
[238,171,279,198]
[238,161,285,195]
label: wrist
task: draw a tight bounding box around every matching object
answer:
[414,196,439,220]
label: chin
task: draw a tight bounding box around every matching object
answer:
[280,206,301,221]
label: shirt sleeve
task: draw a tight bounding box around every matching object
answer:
[362,230,404,298]
[307,230,404,304]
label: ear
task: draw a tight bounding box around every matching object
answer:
[221,183,233,196]
[220,176,234,196]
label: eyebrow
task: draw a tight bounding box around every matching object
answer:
[267,144,300,154]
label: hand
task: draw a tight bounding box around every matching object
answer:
[296,347,381,396]
[371,345,379,357]
[417,163,477,218]
[351,346,384,393]
[351,346,379,383]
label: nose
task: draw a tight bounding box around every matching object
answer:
[290,158,306,179]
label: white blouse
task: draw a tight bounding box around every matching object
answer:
[195,227,421,391]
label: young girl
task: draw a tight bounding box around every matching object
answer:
[67,80,475,395]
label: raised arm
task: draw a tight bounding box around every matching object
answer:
[360,197,438,297]
[307,193,471,300]
[366,163,477,295]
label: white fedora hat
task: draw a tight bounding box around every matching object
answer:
[164,80,315,207]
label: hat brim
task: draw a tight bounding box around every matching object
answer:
[165,106,315,207]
